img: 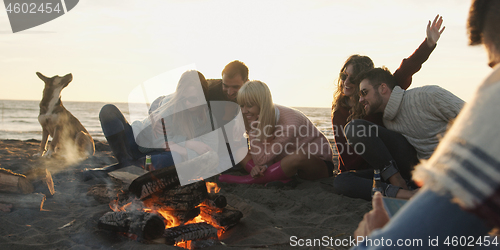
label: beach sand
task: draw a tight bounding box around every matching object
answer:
[0,139,371,250]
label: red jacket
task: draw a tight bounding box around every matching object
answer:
[332,39,436,172]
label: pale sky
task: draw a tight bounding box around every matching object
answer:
[0,0,490,107]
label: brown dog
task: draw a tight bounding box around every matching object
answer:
[35,72,95,159]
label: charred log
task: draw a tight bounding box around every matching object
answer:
[129,165,180,200]
[201,193,227,209]
[98,211,165,240]
[163,222,218,245]
[200,206,243,229]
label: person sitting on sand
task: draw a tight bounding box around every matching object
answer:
[344,67,464,199]
[218,80,334,186]
[84,70,216,178]
[332,15,445,201]
[352,1,500,246]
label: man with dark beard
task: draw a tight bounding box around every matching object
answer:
[343,66,463,195]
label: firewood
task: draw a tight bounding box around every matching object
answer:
[98,211,165,240]
[173,207,200,223]
[24,168,55,197]
[164,180,206,196]
[201,193,227,209]
[0,193,45,210]
[163,222,218,245]
[128,151,219,199]
[200,206,243,229]
[129,165,180,200]
[0,168,34,194]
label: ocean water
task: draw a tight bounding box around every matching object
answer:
[0,100,333,142]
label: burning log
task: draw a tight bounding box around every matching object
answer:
[164,180,206,196]
[200,206,243,229]
[172,207,200,223]
[143,181,208,211]
[98,211,165,241]
[201,193,227,209]
[129,165,180,200]
[0,193,45,210]
[163,222,218,245]
[0,168,34,194]
[24,168,55,197]
[128,151,219,199]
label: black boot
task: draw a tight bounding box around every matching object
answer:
[82,131,136,180]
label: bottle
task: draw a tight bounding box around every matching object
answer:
[145,155,153,171]
[372,169,384,197]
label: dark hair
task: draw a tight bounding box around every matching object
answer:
[357,66,396,90]
[222,60,249,81]
[468,0,500,66]
[346,66,394,121]
[331,55,374,112]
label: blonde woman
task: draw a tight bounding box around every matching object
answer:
[218,81,334,185]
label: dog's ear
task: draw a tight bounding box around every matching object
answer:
[63,73,73,83]
[36,72,49,82]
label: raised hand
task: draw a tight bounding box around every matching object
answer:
[426,14,445,47]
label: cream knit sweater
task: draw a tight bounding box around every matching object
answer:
[383,86,465,159]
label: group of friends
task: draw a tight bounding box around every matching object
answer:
[88,0,500,247]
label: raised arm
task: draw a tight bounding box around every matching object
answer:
[394,15,445,90]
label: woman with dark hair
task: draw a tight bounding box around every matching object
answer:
[332,15,445,200]
[84,70,216,178]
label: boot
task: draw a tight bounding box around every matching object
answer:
[218,161,291,184]
[82,131,135,180]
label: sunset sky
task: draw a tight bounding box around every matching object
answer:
[0,0,489,108]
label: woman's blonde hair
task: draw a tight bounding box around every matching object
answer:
[237,80,275,142]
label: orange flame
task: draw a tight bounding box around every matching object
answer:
[110,181,226,249]
[206,182,220,193]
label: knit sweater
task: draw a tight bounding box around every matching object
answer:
[332,39,436,172]
[383,85,465,159]
[413,65,500,227]
[249,104,333,166]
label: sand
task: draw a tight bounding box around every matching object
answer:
[0,139,372,250]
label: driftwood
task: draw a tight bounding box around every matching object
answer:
[163,222,218,245]
[98,211,165,240]
[0,193,45,210]
[0,168,34,194]
[24,168,55,197]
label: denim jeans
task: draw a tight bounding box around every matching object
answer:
[351,188,493,249]
[99,104,180,170]
[344,119,419,181]
[334,170,401,200]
